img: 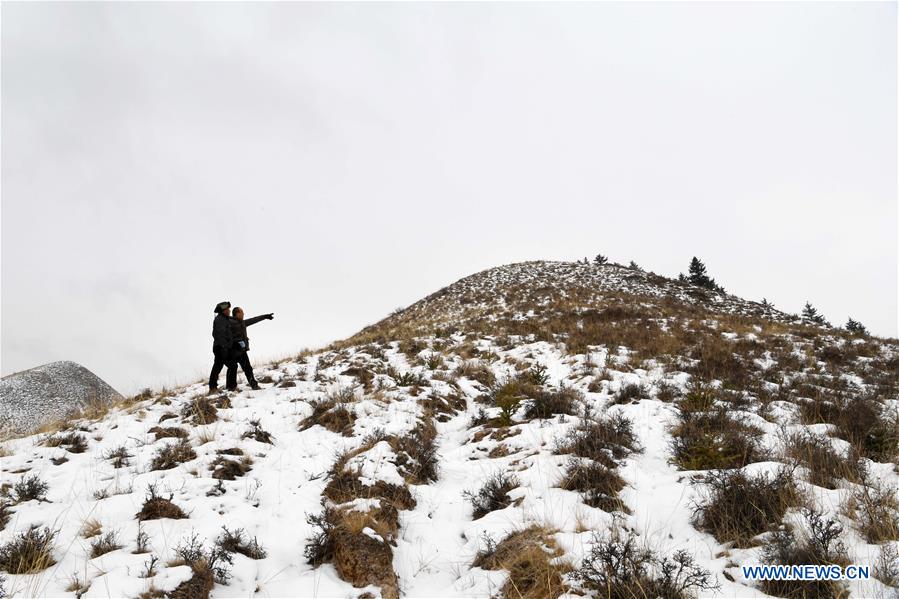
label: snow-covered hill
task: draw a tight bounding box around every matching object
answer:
[0,361,123,437]
[1,261,897,599]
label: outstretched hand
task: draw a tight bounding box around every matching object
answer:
[266,313,275,320]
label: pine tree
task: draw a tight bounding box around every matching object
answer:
[761,298,774,310]
[686,257,724,293]
[594,254,608,265]
[688,257,707,284]
[628,261,642,271]
[845,317,868,335]
[801,302,829,326]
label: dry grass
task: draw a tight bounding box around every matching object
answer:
[611,382,647,406]
[783,431,863,489]
[845,480,899,543]
[472,525,571,599]
[80,518,103,539]
[181,396,219,425]
[150,439,197,471]
[304,507,400,599]
[299,394,357,436]
[323,467,416,512]
[65,574,89,597]
[0,526,57,574]
[454,360,497,388]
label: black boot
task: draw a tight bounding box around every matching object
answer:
[249,381,260,390]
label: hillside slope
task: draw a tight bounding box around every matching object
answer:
[0,261,897,599]
[0,361,123,436]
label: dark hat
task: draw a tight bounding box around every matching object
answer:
[214,301,231,314]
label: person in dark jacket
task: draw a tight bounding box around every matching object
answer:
[227,307,274,390]
[209,301,237,393]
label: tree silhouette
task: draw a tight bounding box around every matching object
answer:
[845,317,867,335]
[686,257,724,293]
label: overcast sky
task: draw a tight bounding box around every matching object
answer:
[2,2,896,394]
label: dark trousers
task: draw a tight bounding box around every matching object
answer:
[231,349,256,387]
[209,348,236,389]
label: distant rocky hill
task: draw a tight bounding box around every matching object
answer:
[0,361,123,435]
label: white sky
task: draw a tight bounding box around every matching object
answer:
[2,2,896,394]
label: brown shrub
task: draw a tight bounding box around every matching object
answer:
[148,426,188,440]
[242,419,274,444]
[693,469,803,547]
[332,526,398,599]
[150,439,197,471]
[89,531,122,558]
[323,469,415,512]
[670,409,765,471]
[847,480,899,543]
[12,474,48,503]
[574,531,718,598]
[103,445,133,468]
[688,338,753,389]
[611,383,646,406]
[0,502,11,531]
[524,386,581,419]
[832,396,898,462]
[0,526,56,574]
[784,431,863,489]
[454,360,496,387]
[210,456,253,481]
[559,459,627,513]
[760,510,849,599]
[473,526,570,599]
[464,472,520,519]
[167,535,232,599]
[299,399,356,436]
[43,432,88,453]
[559,412,640,468]
[304,507,399,599]
[181,397,218,425]
[389,419,439,484]
[135,485,187,521]
[215,527,266,560]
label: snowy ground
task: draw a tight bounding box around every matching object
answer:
[1,334,896,598]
